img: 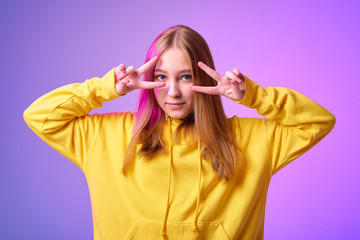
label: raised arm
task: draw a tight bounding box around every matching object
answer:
[193,62,336,174]
[24,57,164,169]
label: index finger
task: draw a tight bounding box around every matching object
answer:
[137,81,166,89]
[136,56,159,75]
[198,61,223,82]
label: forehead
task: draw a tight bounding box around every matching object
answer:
[155,47,191,71]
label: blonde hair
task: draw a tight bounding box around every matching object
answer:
[123,25,242,180]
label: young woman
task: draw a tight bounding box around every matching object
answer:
[24,25,335,240]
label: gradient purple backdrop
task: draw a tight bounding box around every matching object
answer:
[1,0,359,239]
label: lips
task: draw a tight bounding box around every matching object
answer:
[166,102,185,109]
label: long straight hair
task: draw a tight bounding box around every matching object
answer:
[123,25,242,180]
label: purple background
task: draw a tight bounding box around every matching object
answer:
[1,0,359,239]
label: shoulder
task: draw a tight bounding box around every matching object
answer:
[228,115,267,129]
[228,116,278,139]
[86,111,135,129]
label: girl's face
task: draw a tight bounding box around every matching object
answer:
[153,47,194,120]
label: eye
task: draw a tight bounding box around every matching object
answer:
[155,75,166,81]
[181,75,192,81]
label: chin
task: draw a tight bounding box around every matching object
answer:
[168,114,186,120]
[166,111,192,120]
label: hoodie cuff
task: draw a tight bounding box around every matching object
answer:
[101,67,125,99]
[234,75,269,112]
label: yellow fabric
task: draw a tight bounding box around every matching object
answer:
[24,68,335,239]
[161,116,174,239]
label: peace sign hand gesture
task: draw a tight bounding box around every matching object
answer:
[114,56,165,95]
[192,62,246,101]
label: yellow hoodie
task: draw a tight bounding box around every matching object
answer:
[24,68,335,240]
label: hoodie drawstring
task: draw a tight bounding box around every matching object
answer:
[161,115,173,240]
[192,142,202,238]
[161,115,202,239]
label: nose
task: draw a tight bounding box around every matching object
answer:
[167,80,181,98]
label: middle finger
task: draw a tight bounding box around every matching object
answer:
[198,61,223,82]
[136,56,159,75]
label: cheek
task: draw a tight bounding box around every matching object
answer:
[154,88,166,101]
[154,88,159,97]
[154,88,162,97]
[185,86,194,102]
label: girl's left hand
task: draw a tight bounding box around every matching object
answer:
[192,61,245,101]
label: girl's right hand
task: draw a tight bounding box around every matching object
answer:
[114,56,165,95]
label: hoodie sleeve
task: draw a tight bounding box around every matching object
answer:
[23,68,120,170]
[236,76,336,175]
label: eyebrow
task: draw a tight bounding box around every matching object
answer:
[154,69,191,74]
